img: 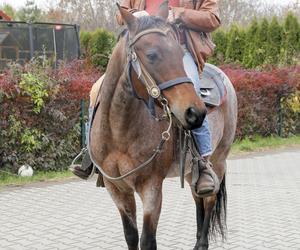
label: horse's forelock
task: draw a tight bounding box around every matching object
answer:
[135,16,167,33]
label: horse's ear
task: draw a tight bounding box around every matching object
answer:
[117,3,138,35]
[157,0,169,20]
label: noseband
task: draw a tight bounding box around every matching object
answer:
[126,27,193,117]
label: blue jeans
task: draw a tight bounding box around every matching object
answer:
[183,50,212,156]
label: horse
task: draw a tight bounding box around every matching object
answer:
[89,3,237,250]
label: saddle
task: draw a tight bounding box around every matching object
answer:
[198,63,227,108]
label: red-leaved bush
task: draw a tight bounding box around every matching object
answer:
[0,60,299,172]
[221,65,300,138]
[0,60,101,171]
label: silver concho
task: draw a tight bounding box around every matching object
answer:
[131,51,137,61]
[149,87,160,98]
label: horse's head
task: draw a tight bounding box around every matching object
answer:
[118,1,207,130]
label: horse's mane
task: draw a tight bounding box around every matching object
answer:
[118,16,169,41]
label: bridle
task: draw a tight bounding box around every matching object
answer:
[79,26,195,182]
[126,27,193,118]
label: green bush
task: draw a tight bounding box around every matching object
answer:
[253,18,269,67]
[209,29,227,65]
[242,18,259,68]
[19,72,49,113]
[282,12,300,65]
[211,13,300,68]
[225,25,245,64]
[266,17,283,65]
[80,31,92,56]
[80,29,116,70]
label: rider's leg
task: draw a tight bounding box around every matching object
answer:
[182,48,217,196]
[70,76,105,180]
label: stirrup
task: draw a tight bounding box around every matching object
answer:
[69,148,95,180]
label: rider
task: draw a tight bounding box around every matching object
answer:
[71,0,220,197]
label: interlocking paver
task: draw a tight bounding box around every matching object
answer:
[0,150,299,249]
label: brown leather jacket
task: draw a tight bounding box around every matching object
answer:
[116,0,220,72]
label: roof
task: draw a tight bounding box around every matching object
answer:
[0,10,12,21]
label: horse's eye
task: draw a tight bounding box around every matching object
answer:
[146,53,158,62]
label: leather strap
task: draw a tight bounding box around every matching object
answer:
[129,28,169,47]
[159,77,193,90]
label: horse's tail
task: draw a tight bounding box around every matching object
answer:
[209,175,227,241]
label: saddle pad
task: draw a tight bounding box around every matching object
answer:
[198,63,227,107]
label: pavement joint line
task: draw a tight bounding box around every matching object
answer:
[0,150,299,249]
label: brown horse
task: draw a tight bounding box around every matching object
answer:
[89,3,237,250]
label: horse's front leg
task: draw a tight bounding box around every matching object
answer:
[195,196,217,250]
[105,181,139,250]
[137,179,163,250]
[186,174,216,250]
[194,195,205,246]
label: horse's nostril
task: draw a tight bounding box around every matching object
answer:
[185,107,206,129]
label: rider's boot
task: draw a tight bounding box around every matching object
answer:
[70,152,105,187]
[70,152,93,180]
[196,155,219,197]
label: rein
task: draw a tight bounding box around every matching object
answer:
[85,27,193,182]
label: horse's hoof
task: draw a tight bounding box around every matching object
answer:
[193,243,209,250]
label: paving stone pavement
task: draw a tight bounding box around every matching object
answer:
[0,150,300,250]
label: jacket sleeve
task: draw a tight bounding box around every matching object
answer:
[172,0,221,33]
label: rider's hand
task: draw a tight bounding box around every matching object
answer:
[168,7,184,24]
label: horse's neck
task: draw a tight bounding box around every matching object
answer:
[95,39,148,143]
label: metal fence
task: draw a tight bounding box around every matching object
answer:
[0,21,80,70]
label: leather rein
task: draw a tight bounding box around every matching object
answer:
[86,27,193,182]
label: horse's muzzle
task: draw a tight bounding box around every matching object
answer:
[184,107,206,130]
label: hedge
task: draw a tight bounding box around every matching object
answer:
[80,29,116,70]
[0,60,101,173]
[0,61,299,172]
[210,13,300,68]
[222,65,300,138]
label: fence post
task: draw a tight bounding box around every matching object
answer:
[75,25,81,59]
[80,99,85,148]
[277,97,283,137]
[28,23,34,59]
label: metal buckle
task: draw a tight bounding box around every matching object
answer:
[131,51,137,61]
[149,86,160,98]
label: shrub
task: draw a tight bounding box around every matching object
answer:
[80,31,92,56]
[211,13,300,68]
[253,18,269,67]
[210,29,228,65]
[242,18,259,68]
[282,12,300,65]
[266,17,283,65]
[221,65,300,138]
[86,29,116,70]
[225,25,246,64]
[0,59,101,173]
